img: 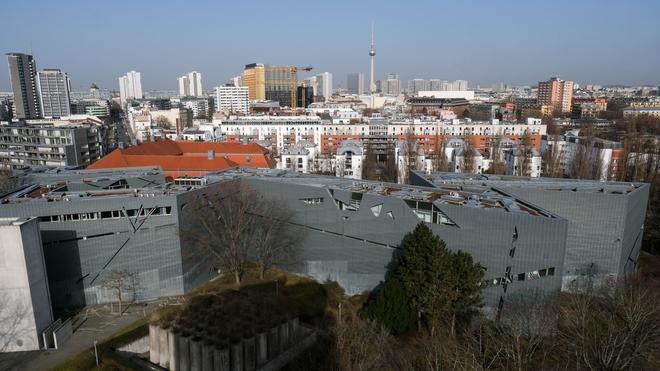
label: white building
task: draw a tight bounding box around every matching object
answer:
[36,69,71,118]
[417,90,475,100]
[317,72,333,101]
[118,71,143,104]
[384,73,400,96]
[178,71,203,97]
[335,139,364,179]
[0,218,54,352]
[408,79,427,96]
[280,141,318,173]
[215,86,249,114]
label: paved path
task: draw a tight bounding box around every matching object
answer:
[0,302,161,371]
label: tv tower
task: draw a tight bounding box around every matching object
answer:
[369,22,376,94]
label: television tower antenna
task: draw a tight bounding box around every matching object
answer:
[369,21,376,94]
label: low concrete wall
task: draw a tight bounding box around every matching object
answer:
[53,319,72,349]
[117,335,149,354]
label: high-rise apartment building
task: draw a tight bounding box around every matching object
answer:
[427,79,442,91]
[316,72,333,101]
[215,86,249,114]
[347,73,364,95]
[384,73,400,96]
[6,53,41,119]
[538,77,574,113]
[243,64,298,107]
[118,71,143,104]
[296,85,314,108]
[36,69,71,118]
[178,71,203,97]
[454,80,468,91]
[408,79,427,96]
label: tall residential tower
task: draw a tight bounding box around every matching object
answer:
[118,71,143,104]
[6,53,41,119]
[36,69,71,118]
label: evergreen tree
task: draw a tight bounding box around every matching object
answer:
[362,278,416,335]
[363,223,484,335]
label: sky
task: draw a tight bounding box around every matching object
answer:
[2,0,659,92]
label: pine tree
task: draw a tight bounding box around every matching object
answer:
[362,279,416,335]
[448,251,484,335]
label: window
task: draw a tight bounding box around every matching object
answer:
[517,273,525,281]
[370,204,382,217]
[300,197,323,204]
[386,211,394,220]
[548,267,555,276]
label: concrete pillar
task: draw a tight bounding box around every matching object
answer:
[289,318,299,342]
[230,342,243,371]
[169,329,179,371]
[213,348,230,371]
[242,337,256,371]
[267,327,279,359]
[178,335,191,371]
[159,326,170,368]
[201,342,214,371]
[149,324,160,365]
[256,333,267,366]
[278,322,289,349]
[190,339,203,371]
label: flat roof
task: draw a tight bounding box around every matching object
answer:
[414,171,646,195]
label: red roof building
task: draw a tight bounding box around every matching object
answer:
[88,140,276,178]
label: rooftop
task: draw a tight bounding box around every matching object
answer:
[87,140,276,177]
[414,171,646,195]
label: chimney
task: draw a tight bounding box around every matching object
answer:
[208,150,215,160]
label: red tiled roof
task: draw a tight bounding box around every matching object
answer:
[88,139,275,177]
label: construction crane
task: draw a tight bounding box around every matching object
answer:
[295,66,313,72]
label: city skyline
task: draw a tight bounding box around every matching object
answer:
[2,0,659,92]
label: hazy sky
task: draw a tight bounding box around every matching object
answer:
[2,0,659,92]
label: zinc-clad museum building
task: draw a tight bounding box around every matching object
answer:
[0,167,646,316]
[410,171,650,290]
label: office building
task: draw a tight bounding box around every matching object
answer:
[6,53,41,119]
[215,86,249,114]
[408,79,428,96]
[538,77,574,113]
[243,63,266,101]
[296,85,314,108]
[0,123,101,169]
[179,97,214,119]
[347,73,364,95]
[70,99,110,117]
[244,64,299,107]
[36,69,71,118]
[0,217,53,352]
[411,172,649,290]
[178,71,203,97]
[316,72,333,100]
[118,71,143,104]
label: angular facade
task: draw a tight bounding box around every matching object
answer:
[0,168,568,317]
[410,171,650,290]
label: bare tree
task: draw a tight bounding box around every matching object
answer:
[488,136,507,175]
[334,309,400,371]
[250,195,302,279]
[102,269,139,316]
[461,141,476,174]
[570,127,599,180]
[559,278,660,370]
[542,133,564,178]
[153,115,172,130]
[183,182,300,284]
[514,135,534,177]
[491,291,559,371]
[432,136,448,172]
